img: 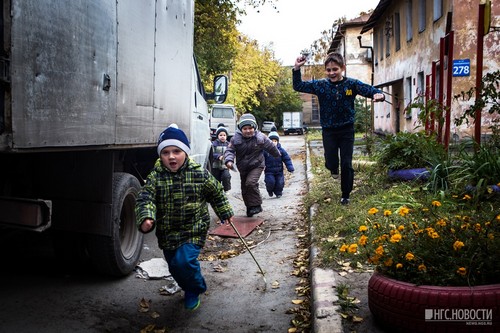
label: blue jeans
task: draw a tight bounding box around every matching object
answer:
[163,243,207,295]
[322,125,355,199]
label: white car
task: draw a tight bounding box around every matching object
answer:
[261,121,276,133]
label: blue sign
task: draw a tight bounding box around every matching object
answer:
[452,59,470,77]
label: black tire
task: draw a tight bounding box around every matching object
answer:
[87,172,143,276]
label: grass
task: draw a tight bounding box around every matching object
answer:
[303,129,500,272]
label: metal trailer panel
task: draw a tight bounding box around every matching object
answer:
[10,0,116,148]
[150,0,194,142]
[114,0,155,145]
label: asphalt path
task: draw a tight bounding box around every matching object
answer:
[0,134,308,333]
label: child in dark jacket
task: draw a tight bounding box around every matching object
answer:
[135,124,234,311]
[263,131,294,198]
[211,125,231,192]
[224,113,280,217]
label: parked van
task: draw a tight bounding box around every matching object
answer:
[209,104,237,139]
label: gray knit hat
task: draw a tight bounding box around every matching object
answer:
[215,125,228,136]
[268,131,279,141]
[238,113,258,130]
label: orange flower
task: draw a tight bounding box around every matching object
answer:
[339,244,348,252]
[431,200,441,207]
[368,207,379,215]
[348,244,358,253]
[398,206,410,217]
[375,245,384,255]
[390,233,402,243]
[418,264,427,272]
[453,240,465,251]
[457,267,467,276]
[405,252,415,261]
[359,235,368,246]
[384,258,393,267]
[358,225,368,232]
[462,194,472,200]
[396,263,403,269]
[383,210,392,216]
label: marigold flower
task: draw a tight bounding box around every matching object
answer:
[384,258,393,267]
[383,210,392,216]
[436,219,446,227]
[359,235,368,246]
[474,223,482,232]
[453,240,465,251]
[405,252,415,261]
[430,231,439,239]
[397,225,405,231]
[375,245,384,255]
[488,233,494,240]
[339,244,348,252]
[348,244,358,253]
[358,225,368,232]
[496,214,500,221]
[368,207,379,215]
[373,222,381,229]
[457,267,467,276]
[463,194,472,200]
[418,264,427,272]
[431,200,441,207]
[398,206,410,216]
[396,263,403,269]
[390,233,402,243]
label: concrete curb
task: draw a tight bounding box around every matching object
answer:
[305,141,342,332]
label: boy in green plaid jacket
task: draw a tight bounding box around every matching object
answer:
[136,124,234,311]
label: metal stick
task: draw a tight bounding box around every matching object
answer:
[228,220,267,288]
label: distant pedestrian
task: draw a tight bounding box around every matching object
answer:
[293,52,385,205]
[264,131,294,198]
[135,124,234,311]
[224,113,280,217]
[211,125,231,192]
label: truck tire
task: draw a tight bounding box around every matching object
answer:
[87,172,143,276]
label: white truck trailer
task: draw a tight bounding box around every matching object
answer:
[282,111,304,135]
[0,0,227,276]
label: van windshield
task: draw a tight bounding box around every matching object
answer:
[212,107,234,118]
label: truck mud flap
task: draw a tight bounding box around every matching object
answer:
[0,197,52,232]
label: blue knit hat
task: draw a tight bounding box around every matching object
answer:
[268,131,279,141]
[238,113,257,130]
[157,124,190,156]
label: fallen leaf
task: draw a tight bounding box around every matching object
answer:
[150,311,160,319]
[352,315,364,323]
[271,280,280,289]
[291,299,303,304]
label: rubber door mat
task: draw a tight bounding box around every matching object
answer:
[209,216,264,238]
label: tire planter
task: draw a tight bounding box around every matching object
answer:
[388,168,430,181]
[368,272,500,333]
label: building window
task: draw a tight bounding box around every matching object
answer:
[405,77,412,119]
[379,28,384,60]
[417,71,425,115]
[311,96,320,122]
[386,16,392,57]
[374,31,379,65]
[434,0,443,21]
[406,0,413,41]
[395,12,401,51]
[418,0,426,32]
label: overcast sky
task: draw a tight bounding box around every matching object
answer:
[237,0,380,66]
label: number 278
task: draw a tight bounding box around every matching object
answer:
[453,65,470,75]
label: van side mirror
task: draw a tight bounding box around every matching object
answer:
[209,75,228,104]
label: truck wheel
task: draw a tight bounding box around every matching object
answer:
[87,172,143,276]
